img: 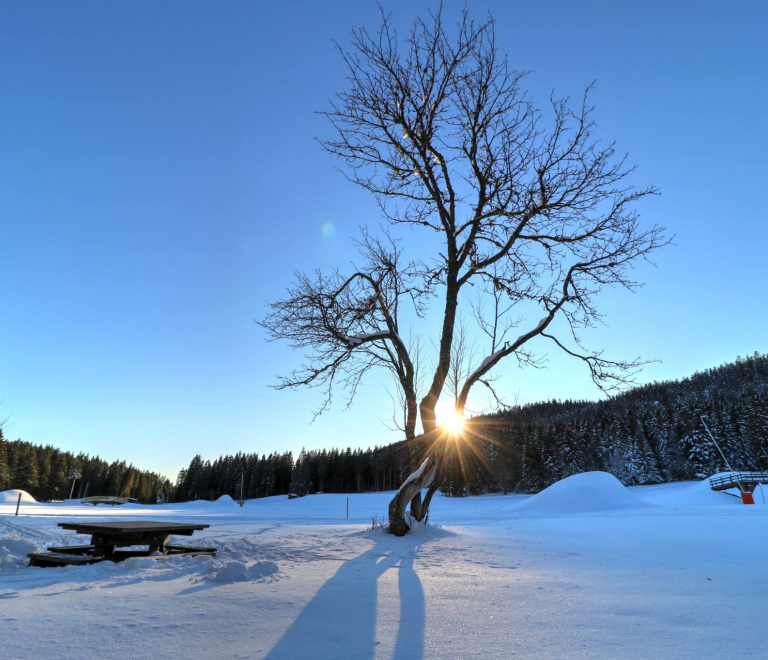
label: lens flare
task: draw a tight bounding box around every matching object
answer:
[435,400,465,436]
[442,411,465,435]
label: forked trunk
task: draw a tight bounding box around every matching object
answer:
[421,455,446,514]
[387,457,438,536]
[389,398,449,535]
[391,280,457,535]
[409,492,423,522]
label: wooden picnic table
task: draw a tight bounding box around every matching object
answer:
[28,521,216,567]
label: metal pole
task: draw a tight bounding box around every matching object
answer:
[346,497,349,520]
[69,476,77,500]
[15,492,21,516]
[701,415,743,492]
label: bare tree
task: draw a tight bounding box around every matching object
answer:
[262,230,431,443]
[445,319,479,409]
[262,6,668,536]
[382,333,427,435]
[0,403,9,434]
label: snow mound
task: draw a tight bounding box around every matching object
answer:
[209,560,279,583]
[180,494,239,507]
[122,557,157,569]
[0,534,40,570]
[0,489,37,504]
[517,471,654,514]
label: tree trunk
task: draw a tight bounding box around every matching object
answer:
[391,276,459,535]
[404,408,425,524]
[410,492,423,521]
[387,457,438,536]
[421,456,445,512]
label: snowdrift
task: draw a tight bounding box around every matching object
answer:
[0,534,40,570]
[209,560,279,583]
[516,471,654,514]
[0,489,37,504]
[179,494,238,508]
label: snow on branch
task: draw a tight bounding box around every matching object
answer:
[343,330,392,346]
[398,456,430,493]
[465,316,551,385]
[467,348,506,386]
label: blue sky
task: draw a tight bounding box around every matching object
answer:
[1,1,766,480]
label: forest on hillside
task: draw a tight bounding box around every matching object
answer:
[0,433,173,503]
[173,445,412,503]
[441,352,768,495]
[175,353,768,501]
[4,353,767,503]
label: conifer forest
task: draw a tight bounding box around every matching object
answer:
[171,352,768,501]
[0,433,172,502]
[4,353,767,503]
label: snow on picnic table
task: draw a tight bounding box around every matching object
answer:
[1,472,767,660]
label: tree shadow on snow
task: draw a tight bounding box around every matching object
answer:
[262,526,451,660]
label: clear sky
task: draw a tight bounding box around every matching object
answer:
[1,1,766,480]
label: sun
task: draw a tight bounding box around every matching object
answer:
[435,400,465,436]
[443,411,465,435]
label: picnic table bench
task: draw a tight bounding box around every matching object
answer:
[28,521,216,567]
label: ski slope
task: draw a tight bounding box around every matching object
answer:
[1,473,767,660]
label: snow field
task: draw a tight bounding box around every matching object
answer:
[1,473,767,660]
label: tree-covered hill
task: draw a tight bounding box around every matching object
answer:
[442,352,768,495]
[0,433,172,502]
[5,353,767,503]
[175,352,768,502]
[173,444,414,503]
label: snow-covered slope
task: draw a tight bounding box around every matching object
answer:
[1,475,766,660]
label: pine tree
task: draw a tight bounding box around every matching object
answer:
[15,443,40,492]
[0,429,8,490]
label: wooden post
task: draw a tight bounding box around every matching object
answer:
[15,492,21,516]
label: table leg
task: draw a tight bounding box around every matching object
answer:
[89,532,172,557]
[90,536,116,558]
[148,534,171,554]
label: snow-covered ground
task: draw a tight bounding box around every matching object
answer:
[1,473,767,660]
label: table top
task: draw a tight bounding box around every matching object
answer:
[58,521,209,534]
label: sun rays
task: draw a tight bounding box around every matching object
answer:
[435,400,466,436]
